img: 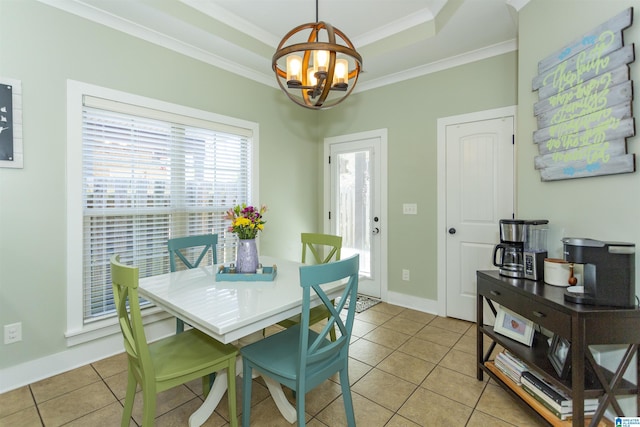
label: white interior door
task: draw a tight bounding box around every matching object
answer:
[438,109,515,322]
[324,129,387,299]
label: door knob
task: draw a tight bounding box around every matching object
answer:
[372,227,380,235]
[448,228,456,235]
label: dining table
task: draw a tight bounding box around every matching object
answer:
[137,255,347,426]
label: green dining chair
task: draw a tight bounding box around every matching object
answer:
[241,254,359,427]
[110,254,238,427]
[276,233,342,341]
[168,234,218,333]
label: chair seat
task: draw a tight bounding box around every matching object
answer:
[149,329,237,384]
[242,325,333,383]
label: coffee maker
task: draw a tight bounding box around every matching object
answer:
[562,238,636,308]
[493,219,548,279]
[493,219,525,278]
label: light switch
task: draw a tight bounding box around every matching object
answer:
[403,203,417,215]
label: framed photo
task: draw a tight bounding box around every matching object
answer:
[548,334,571,379]
[494,306,535,346]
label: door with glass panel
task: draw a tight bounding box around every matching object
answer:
[325,130,386,299]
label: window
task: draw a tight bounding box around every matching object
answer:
[66,81,258,342]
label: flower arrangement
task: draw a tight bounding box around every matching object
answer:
[224,204,267,240]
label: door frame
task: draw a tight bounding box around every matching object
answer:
[323,128,388,301]
[436,106,516,316]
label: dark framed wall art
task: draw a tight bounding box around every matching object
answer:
[0,77,23,169]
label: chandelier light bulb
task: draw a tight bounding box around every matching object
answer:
[315,50,330,73]
[333,58,348,88]
[307,67,318,86]
[286,55,303,85]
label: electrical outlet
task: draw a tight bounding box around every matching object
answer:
[402,269,410,281]
[4,322,22,344]
[403,203,418,215]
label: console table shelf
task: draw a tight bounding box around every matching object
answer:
[484,362,613,426]
[477,270,640,426]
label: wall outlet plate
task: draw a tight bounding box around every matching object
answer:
[4,322,22,344]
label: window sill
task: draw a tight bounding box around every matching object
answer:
[65,307,172,347]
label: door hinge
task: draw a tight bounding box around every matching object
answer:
[328,155,331,164]
[328,211,331,220]
[512,134,515,145]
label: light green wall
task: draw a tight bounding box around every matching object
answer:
[517,1,640,262]
[7,0,629,382]
[322,53,518,300]
[0,0,321,369]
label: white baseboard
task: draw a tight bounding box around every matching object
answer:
[1,318,174,394]
[386,290,439,315]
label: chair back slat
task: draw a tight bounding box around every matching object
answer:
[298,255,358,370]
[168,234,218,272]
[301,233,342,265]
[110,255,154,381]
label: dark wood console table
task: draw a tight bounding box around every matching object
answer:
[477,270,640,426]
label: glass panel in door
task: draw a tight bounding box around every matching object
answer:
[335,149,372,279]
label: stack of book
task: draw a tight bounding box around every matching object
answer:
[494,350,529,385]
[521,370,599,421]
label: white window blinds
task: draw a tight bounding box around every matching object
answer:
[81,96,253,322]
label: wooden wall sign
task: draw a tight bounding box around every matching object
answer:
[532,8,635,181]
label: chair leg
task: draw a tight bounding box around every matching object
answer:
[121,372,137,427]
[296,390,306,427]
[141,386,157,427]
[339,368,356,427]
[227,358,238,427]
[241,360,253,427]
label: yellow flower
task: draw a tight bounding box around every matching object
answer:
[234,217,251,227]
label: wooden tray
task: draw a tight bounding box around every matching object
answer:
[215,265,277,282]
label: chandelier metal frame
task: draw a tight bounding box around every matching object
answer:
[272,2,362,110]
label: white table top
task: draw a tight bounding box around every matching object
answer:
[138,256,345,343]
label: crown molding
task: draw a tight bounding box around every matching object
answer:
[355,39,518,93]
[37,0,517,93]
[37,0,277,88]
[178,0,281,48]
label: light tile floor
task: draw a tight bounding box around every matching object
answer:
[0,302,547,426]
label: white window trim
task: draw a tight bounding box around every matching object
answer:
[65,80,259,346]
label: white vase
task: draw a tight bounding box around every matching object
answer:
[236,238,258,273]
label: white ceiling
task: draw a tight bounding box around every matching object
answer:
[39,0,529,92]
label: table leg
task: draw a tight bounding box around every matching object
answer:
[188,330,299,426]
[239,331,297,423]
[189,369,229,427]
[261,375,297,423]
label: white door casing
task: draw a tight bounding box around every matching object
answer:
[324,129,387,300]
[437,107,515,322]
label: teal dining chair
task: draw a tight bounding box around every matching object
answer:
[277,233,342,341]
[110,254,238,427]
[241,254,359,427]
[168,234,218,333]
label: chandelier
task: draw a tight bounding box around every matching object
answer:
[272,0,363,110]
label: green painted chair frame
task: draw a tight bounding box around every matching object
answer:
[241,254,359,427]
[168,234,218,333]
[110,254,238,427]
[277,233,342,341]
